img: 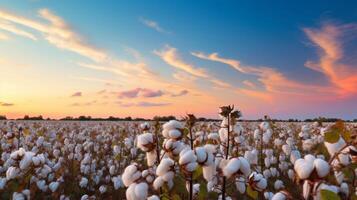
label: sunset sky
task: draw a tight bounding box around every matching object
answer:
[0,0,357,119]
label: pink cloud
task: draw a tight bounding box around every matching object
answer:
[71,92,82,97]
[118,88,164,98]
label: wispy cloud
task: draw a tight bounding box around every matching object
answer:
[118,88,164,98]
[0,31,10,40]
[155,45,232,88]
[118,101,171,107]
[171,89,189,97]
[70,100,97,107]
[0,20,37,40]
[304,23,357,96]
[71,91,82,97]
[140,17,170,33]
[0,102,14,106]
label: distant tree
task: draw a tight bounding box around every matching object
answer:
[0,115,6,120]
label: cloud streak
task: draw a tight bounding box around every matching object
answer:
[140,17,170,33]
[118,88,164,98]
[304,23,357,96]
[0,102,14,106]
[155,45,232,88]
[71,92,82,97]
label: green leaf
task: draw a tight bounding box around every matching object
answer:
[341,130,351,142]
[246,185,258,200]
[324,130,340,143]
[193,166,202,179]
[172,194,181,200]
[320,189,341,200]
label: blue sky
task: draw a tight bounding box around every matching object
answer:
[0,0,356,119]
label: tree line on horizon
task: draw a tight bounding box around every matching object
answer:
[0,114,356,122]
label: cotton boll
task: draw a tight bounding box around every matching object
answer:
[223,158,240,178]
[340,182,349,196]
[238,157,251,177]
[79,177,88,188]
[290,150,301,164]
[282,144,291,156]
[274,180,284,190]
[287,169,294,180]
[81,195,89,200]
[264,157,271,168]
[256,178,267,191]
[202,164,216,181]
[153,177,164,190]
[294,158,314,179]
[168,129,182,139]
[147,195,160,200]
[263,169,271,179]
[12,192,26,200]
[313,158,330,178]
[112,176,123,190]
[324,137,346,156]
[0,177,7,189]
[99,185,107,194]
[271,192,286,200]
[49,182,59,192]
[264,192,274,200]
[126,183,136,200]
[162,120,184,131]
[36,180,47,192]
[235,177,246,194]
[122,164,141,187]
[6,166,19,180]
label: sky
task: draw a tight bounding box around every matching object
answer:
[0,0,357,120]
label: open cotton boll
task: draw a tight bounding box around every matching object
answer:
[274,180,284,190]
[122,164,141,187]
[147,195,160,200]
[0,177,6,189]
[244,150,258,165]
[162,120,183,131]
[202,164,216,181]
[112,176,123,190]
[195,147,207,163]
[324,137,346,156]
[290,150,301,164]
[79,177,88,188]
[294,158,314,179]
[135,182,149,200]
[81,195,89,200]
[288,169,294,180]
[313,158,330,178]
[126,183,136,200]
[49,181,59,192]
[6,166,19,180]
[19,151,35,170]
[36,180,47,192]
[168,129,182,139]
[235,177,246,194]
[340,182,349,196]
[137,133,154,151]
[264,192,274,200]
[153,177,164,190]
[156,158,174,176]
[223,158,240,178]
[271,192,286,200]
[238,157,251,177]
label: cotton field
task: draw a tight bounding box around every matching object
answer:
[0,106,356,200]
